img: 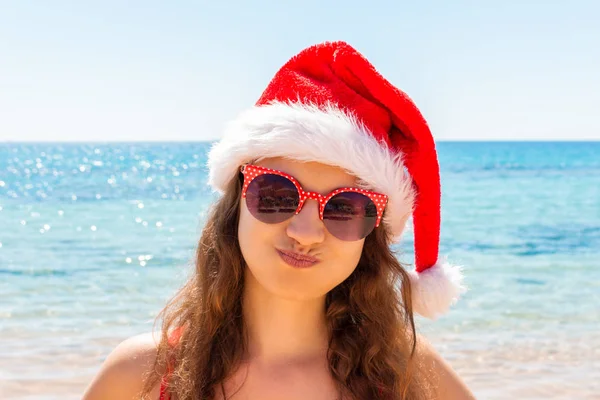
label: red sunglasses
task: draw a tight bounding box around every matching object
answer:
[240,164,388,241]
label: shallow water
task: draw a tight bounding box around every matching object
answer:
[1,142,599,399]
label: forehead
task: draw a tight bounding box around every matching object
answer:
[254,157,358,194]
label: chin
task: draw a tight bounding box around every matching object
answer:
[246,262,332,301]
[273,289,325,302]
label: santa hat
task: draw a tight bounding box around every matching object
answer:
[206,41,466,319]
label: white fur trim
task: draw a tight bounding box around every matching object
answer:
[408,259,466,319]
[207,101,415,242]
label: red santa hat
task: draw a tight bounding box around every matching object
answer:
[207,41,466,319]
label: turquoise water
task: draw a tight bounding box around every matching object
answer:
[1,142,599,399]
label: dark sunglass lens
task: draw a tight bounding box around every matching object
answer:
[323,192,377,241]
[245,174,299,224]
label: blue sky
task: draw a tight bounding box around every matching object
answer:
[1,0,598,142]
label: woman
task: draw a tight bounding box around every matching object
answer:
[83,41,474,399]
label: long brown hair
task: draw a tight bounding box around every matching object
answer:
[140,169,433,399]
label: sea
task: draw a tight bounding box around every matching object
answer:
[0,142,598,399]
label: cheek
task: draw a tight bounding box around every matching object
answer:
[330,239,364,280]
[238,200,261,259]
[238,199,278,265]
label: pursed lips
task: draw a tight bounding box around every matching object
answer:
[276,249,320,263]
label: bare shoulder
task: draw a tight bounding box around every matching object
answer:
[82,332,163,400]
[414,333,476,400]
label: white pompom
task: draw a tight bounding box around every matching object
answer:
[408,258,467,319]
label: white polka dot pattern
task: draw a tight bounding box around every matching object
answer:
[240,164,388,227]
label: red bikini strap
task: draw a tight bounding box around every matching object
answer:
[158,326,184,400]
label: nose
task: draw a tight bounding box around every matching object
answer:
[286,199,325,245]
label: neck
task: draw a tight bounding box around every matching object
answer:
[241,270,330,366]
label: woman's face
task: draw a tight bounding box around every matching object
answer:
[238,157,365,301]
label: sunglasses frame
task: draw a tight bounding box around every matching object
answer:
[240,164,388,229]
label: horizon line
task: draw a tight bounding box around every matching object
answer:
[1,138,599,144]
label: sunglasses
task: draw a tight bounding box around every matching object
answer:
[240,164,388,241]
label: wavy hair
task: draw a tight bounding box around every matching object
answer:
[140,169,433,399]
